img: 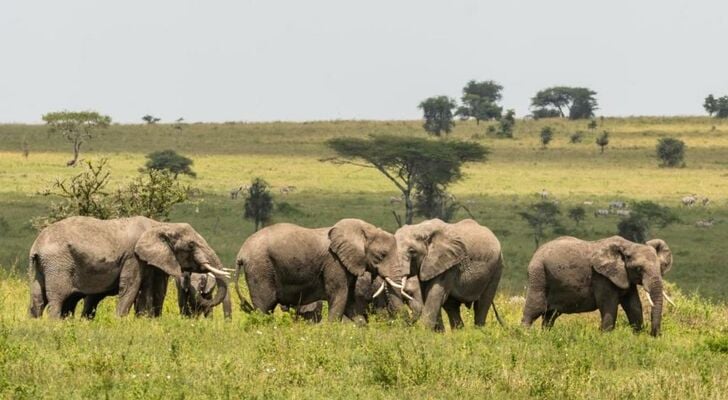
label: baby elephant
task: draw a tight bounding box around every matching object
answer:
[176,272,232,319]
[522,236,673,336]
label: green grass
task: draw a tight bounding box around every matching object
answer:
[1,117,727,398]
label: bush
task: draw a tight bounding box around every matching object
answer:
[144,150,196,178]
[33,159,191,229]
[244,178,274,231]
[656,137,686,167]
[540,127,554,148]
[569,132,583,144]
[496,109,516,138]
[596,131,609,153]
[617,201,679,243]
[568,206,586,225]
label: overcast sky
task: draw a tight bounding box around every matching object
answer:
[1,0,726,123]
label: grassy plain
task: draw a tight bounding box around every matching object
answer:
[0,117,727,398]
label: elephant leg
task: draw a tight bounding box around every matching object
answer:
[434,312,445,333]
[246,262,278,315]
[81,294,106,319]
[326,285,349,322]
[620,286,644,332]
[149,269,169,317]
[61,293,84,318]
[421,278,450,330]
[44,277,75,319]
[443,298,464,330]
[221,291,232,320]
[474,271,501,327]
[116,261,143,317]
[522,262,547,327]
[541,309,560,329]
[595,287,620,332]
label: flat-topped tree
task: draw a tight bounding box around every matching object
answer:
[42,111,111,166]
[530,87,598,120]
[325,135,488,224]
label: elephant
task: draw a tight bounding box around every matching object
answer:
[29,216,230,319]
[279,301,324,322]
[393,219,504,331]
[234,218,407,322]
[521,236,673,336]
[176,272,232,319]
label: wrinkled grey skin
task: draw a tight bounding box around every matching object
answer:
[395,219,504,331]
[521,236,673,336]
[235,219,406,322]
[29,216,228,319]
[176,272,232,319]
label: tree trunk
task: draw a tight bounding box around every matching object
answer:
[404,194,414,225]
[68,139,81,167]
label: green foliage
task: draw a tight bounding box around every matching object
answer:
[703,94,728,118]
[413,184,459,222]
[531,87,598,120]
[42,110,111,166]
[569,131,584,143]
[32,159,190,229]
[418,96,457,136]
[596,131,609,153]
[496,109,516,138]
[540,126,554,148]
[34,159,113,228]
[568,206,586,225]
[617,201,679,243]
[326,135,488,224]
[141,114,161,124]
[518,201,562,248]
[144,149,196,178]
[243,177,273,231]
[455,80,503,123]
[587,119,598,130]
[112,170,190,221]
[656,137,686,167]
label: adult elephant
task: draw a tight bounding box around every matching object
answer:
[235,219,406,322]
[176,272,232,319]
[393,219,504,331]
[29,216,230,319]
[521,236,673,336]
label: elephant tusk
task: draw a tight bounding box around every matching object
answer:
[372,282,386,298]
[385,277,403,289]
[663,291,676,307]
[399,276,414,301]
[203,263,231,278]
[222,268,236,272]
[642,287,655,307]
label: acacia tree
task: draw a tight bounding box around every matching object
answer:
[144,150,196,178]
[142,115,161,124]
[519,201,563,248]
[418,96,457,136]
[531,87,598,120]
[244,178,273,231]
[42,111,112,166]
[455,80,503,124]
[325,135,488,224]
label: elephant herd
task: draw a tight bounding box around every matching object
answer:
[27,215,673,336]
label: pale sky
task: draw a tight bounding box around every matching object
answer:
[1,0,727,123]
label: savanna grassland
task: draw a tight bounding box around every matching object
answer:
[1,117,727,399]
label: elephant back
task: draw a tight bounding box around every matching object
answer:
[451,219,501,263]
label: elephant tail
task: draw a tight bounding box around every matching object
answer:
[234,259,254,313]
[491,252,506,328]
[491,302,505,327]
[28,253,46,318]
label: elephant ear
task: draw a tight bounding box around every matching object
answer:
[419,228,466,281]
[135,226,183,278]
[328,219,370,277]
[646,239,673,275]
[592,242,629,289]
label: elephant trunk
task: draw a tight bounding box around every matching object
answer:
[195,274,228,309]
[645,275,663,337]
